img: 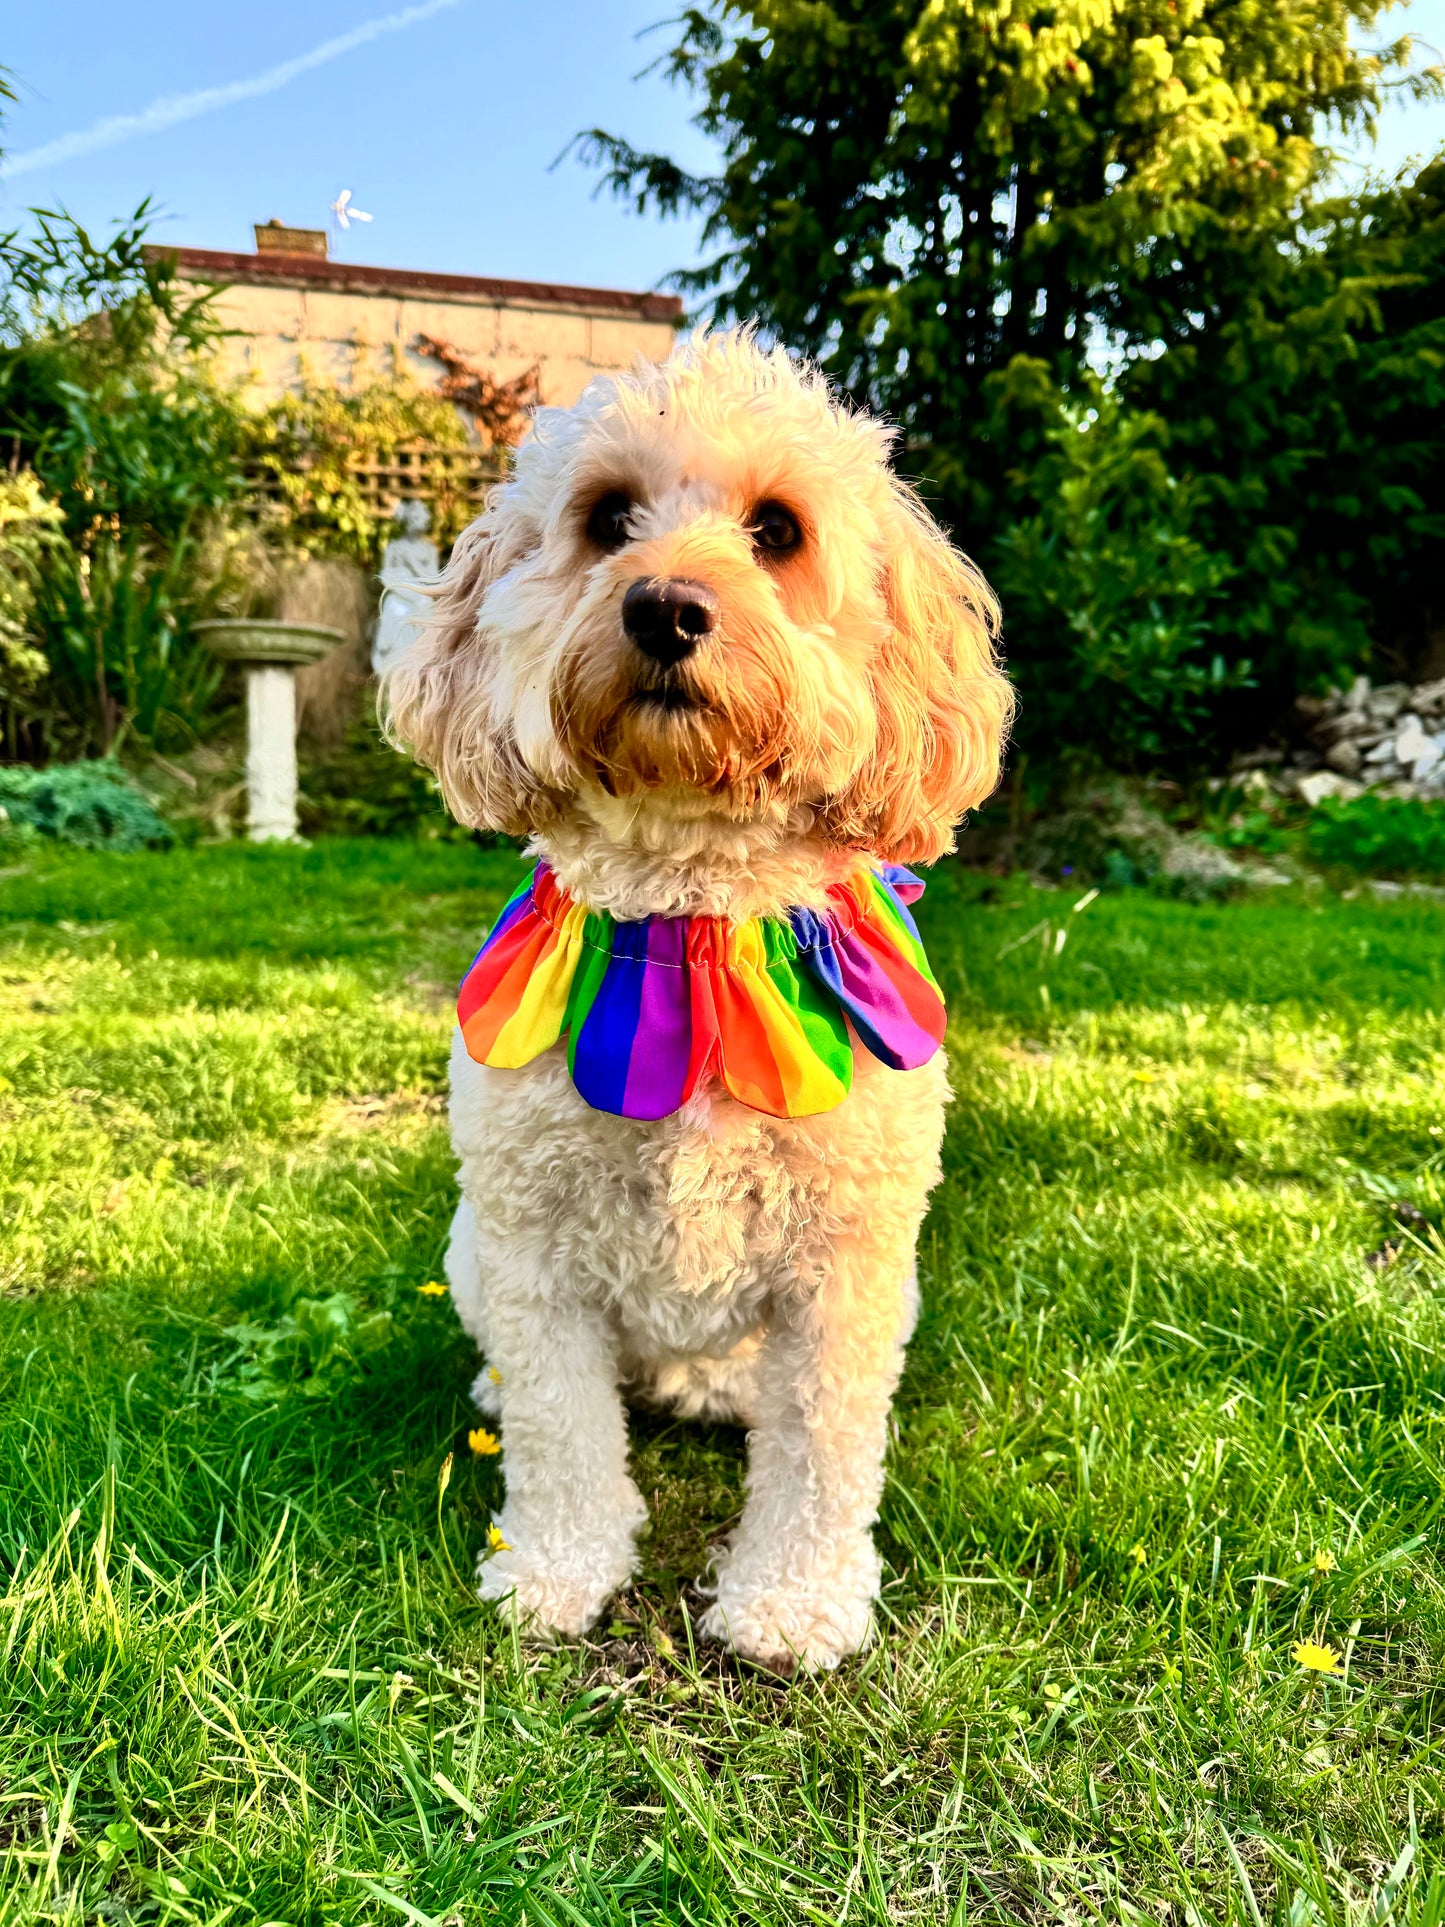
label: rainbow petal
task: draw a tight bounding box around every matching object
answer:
[791,875,945,1070]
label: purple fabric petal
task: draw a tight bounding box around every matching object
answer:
[571,915,693,1120]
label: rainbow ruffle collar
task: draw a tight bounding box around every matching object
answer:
[457,859,946,1121]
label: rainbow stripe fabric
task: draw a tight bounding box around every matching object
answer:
[456,860,947,1121]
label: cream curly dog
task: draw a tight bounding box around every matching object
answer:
[385,331,1011,1672]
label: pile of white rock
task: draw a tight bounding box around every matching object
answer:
[1287,676,1445,806]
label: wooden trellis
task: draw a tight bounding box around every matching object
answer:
[245,440,501,520]
[346,441,501,516]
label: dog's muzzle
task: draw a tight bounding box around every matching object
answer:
[622,577,719,668]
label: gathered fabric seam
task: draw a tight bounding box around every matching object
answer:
[519,867,888,968]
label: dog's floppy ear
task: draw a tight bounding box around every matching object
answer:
[821,481,1012,864]
[382,508,554,835]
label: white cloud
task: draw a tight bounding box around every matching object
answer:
[1,0,466,182]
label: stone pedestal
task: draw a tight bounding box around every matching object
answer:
[246,664,300,840]
[195,621,345,842]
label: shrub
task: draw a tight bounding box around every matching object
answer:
[28,531,228,757]
[988,381,1243,762]
[0,469,62,756]
[0,206,248,758]
[299,715,473,840]
[1305,793,1445,879]
[0,759,173,852]
[242,362,482,565]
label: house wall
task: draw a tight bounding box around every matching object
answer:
[172,262,681,408]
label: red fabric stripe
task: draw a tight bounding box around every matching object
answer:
[457,908,556,1059]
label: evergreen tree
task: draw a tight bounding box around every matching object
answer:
[584,1,1426,494]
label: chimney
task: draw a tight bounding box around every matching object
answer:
[253,218,328,259]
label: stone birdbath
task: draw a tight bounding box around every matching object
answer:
[196,620,346,841]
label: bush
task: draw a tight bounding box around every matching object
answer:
[243,363,482,565]
[0,469,62,756]
[0,760,173,852]
[987,378,1243,763]
[27,530,229,757]
[1305,793,1445,879]
[0,206,248,759]
[299,714,472,840]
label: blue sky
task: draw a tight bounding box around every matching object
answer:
[0,0,717,291]
[2,0,1442,299]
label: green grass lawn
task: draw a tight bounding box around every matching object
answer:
[2,841,1444,1925]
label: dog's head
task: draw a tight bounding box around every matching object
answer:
[385,330,1011,862]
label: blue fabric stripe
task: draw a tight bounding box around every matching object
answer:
[570,917,650,1116]
[876,865,926,943]
[790,905,894,1062]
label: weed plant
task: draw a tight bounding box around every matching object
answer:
[1305,795,1445,882]
[1,844,1443,1922]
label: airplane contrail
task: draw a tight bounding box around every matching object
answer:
[0,0,466,182]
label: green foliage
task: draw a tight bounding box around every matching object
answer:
[0,207,248,757]
[1174,783,1445,883]
[1306,791,1445,878]
[584,0,1415,422]
[0,206,243,543]
[299,713,474,840]
[0,757,172,851]
[242,361,480,565]
[223,1290,395,1401]
[1131,157,1445,722]
[27,529,228,756]
[2,841,1444,1915]
[989,378,1240,756]
[0,202,213,349]
[0,468,62,753]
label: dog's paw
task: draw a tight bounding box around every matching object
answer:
[699,1583,875,1674]
[476,1544,625,1639]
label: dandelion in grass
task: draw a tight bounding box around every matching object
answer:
[1130,1544,1147,1567]
[1313,1549,1337,1576]
[1292,1640,1344,1676]
[486,1523,510,1554]
[417,1281,448,1298]
[468,1426,500,1457]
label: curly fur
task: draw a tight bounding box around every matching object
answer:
[385,330,1011,1672]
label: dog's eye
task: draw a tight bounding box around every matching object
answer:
[585,491,635,551]
[750,501,802,556]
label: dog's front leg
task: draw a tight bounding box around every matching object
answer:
[473,1233,647,1637]
[701,1234,917,1674]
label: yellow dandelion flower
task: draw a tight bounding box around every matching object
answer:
[486,1524,510,1554]
[417,1281,448,1298]
[1130,1544,1147,1568]
[1292,1640,1344,1676]
[468,1427,501,1457]
[1313,1549,1337,1575]
[487,1366,504,1385]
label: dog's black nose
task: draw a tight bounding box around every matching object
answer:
[621,578,718,666]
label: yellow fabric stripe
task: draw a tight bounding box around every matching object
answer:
[729,923,849,1115]
[485,901,588,1068]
